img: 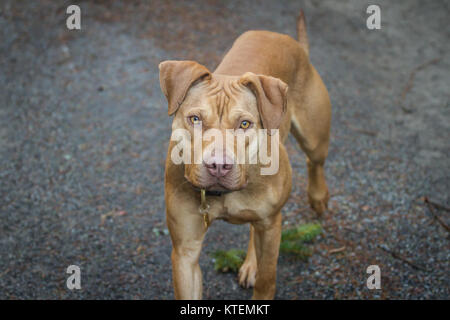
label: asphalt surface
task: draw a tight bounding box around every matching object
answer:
[1,0,449,299]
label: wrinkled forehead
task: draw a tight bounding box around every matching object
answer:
[180,75,259,119]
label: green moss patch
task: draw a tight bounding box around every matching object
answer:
[211,223,322,273]
[212,249,246,273]
[280,223,322,261]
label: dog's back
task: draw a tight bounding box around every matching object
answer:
[214,13,310,86]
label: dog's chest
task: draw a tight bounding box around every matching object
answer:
[207,192,272,224]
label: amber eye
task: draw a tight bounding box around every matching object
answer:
[240,120,251,129]
[189,115,201,125]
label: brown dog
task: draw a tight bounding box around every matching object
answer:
[159,11,331,299]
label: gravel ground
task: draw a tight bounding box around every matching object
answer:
[1,0,449,299]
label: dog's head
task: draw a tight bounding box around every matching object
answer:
[159,60,287,192]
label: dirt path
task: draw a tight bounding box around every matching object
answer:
[1,0,448,299]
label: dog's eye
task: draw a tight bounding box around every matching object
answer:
[239,120,251,129]
[189,115,201,125]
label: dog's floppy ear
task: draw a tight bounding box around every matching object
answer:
[240,72,288,134]
[159,60,211,116]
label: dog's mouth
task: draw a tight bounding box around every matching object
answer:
[191,185,233,196]
[185,175,248,195]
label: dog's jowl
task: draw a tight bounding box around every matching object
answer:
[159,10,331,300]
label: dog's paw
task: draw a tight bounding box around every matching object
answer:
[238,259,257,289]
[308,190,329,216]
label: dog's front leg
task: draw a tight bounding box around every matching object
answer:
[251,212,282,300]
[167,209,206,299]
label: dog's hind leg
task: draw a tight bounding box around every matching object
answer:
[290,66,331,215]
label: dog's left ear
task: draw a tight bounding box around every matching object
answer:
[159,60,211,116]
[240,72,288,134]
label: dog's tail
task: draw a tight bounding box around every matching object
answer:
[297,9,309,56]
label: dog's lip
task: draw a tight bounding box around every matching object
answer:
[191,185,233,195]
[191,183,234,193]
[185,175,248,193]
[184,174,216,189]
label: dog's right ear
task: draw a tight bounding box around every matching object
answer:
[159,60,211,116]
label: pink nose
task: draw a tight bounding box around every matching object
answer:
[204,156,234,177]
